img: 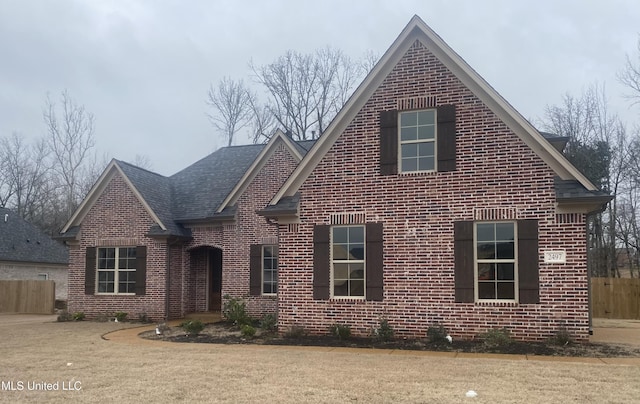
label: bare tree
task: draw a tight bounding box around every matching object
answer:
[43,90,97,219]
[250,47,364,141]
[206,77,255,146]
[619,35,640,105]
[131,154,153,170]
[248,97,277,144]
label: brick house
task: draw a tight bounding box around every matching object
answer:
[58,131,311,320]
[259,16,611,341]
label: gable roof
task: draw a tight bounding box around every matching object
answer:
[59,131,311,238]
[268,15,600,208]
[0,207,68,265]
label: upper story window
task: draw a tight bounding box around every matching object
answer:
[399,110,436,172]
[475,222,516,301]
[97,247,137,294]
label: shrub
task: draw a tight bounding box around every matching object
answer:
[284,325,308,338]
[259,313,277,332]
[57,310,72,322]
[72,312,85,321]
[550,327,573,346]
[137,313,152,324]
[114,312,128,322]
[329,323,352,340]
[426,323,449,344]
[371,318,394,342]
[180,320,205,336]
[222,296,251,326]
[479,327,512,348]
[241,324,256,338]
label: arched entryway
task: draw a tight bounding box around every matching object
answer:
[189,246,223,312]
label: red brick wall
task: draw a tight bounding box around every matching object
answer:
[277,40,590,341]
[181,142,299,318]
[68,173,168,322]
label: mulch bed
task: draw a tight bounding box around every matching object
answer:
[140,322,640,358]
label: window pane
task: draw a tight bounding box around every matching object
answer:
[478,263,494,280]
[350,280,364,296]
[418,110,435,125]
[350,263,364,280]
[478,282,495,299]
[401,143,418,158]
[349,227,364,243]
[496,223,514,241]
[401,158,417,172]
[349,244,364,260]
[333,244,348,260]
[418,157,434,171]
[476,224,495,241]
[417,124,435,140]
[333,227,348,243]
[263,247,274,259]
[496,242,514,259]
[477,242,495,259]
[400,126,417,141]
[497,263,514,280]
[334,263,349,279]
[418,142,434,156]
[497,282,515,299]
[334,279,348,296]
[400,111,417,126]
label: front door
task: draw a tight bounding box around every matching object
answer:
[209,248,222,311]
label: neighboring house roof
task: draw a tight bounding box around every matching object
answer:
[59,131,311,239]
[268,15,604,213]
[0,207,68,265]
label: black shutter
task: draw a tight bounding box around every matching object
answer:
[437,104,456,172]
[313,225,331,300]
[85,247,96,295]
[135,246,147,295]
[379,110,398,175]
[454,221,474,302]
[249,244,262,296]
[366,223,384,301]
[518,220,539,304]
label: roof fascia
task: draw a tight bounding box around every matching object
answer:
[60,160,167,233]
[216,130,303,213]
[269,15,597,206]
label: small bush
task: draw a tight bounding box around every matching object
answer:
[479,327,512,348]
[259,313,277,332]
[241,324,256,338]
[72,312,85,321]
[137,313,153,324]
[95,314,110,323]
[180,320,205,336]
[371,318,394,342]
[426,323,449,344]
[57,310,72,322]
[550,327,573,346]
[329,323,352,340]
[284,325,308,338]
[222,296,251,326]
[114,312,128,322]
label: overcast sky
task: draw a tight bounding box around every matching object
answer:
[1,0,639,176]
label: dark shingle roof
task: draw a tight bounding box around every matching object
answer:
[0,207,68,264]
[115,160,190,237]
[169,145,264,221]
[555,177,613,204]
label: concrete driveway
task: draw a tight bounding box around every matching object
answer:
[591,318,640,347]
[0,313,58,326]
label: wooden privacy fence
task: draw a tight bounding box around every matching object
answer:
[591,277,640,319]
[0,280,55,314]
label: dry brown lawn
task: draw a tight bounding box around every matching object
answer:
[1,315,639,403]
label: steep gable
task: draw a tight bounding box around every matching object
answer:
[267,15,605,214]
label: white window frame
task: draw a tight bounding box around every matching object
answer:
[330,225,366,299]
[262,245,278,296]
[96,247,136,295]
[398,109,437,173]
[474,221,518,302]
